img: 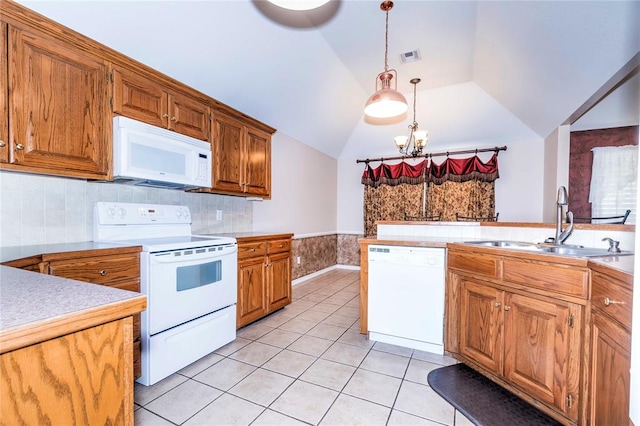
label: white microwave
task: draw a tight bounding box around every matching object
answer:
[112,116,212,190]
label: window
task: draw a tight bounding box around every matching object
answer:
[589,145,638,224]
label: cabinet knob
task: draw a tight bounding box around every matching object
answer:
[603,297,623,307]
[99,269,107,276]
[16,143,24,150]
[504,305,511,311]
[279,244,284,248]
[251,248,256,252]
[170,116,177,121]
[0,140,5,147]
[493,302,501,308]
[162,113,169,118]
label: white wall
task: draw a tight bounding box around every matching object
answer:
[252,132,337,236]
[336,139,546,235]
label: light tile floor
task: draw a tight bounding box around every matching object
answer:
[134,269,474,426]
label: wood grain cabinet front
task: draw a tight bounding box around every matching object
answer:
[2,21,111,178]
[112,66,211,141]
[236,236,292,328]
[447,247,585,424]
[206,111,272,198]
[0,21,7,164]
[587,269,633,425]
[46,251,143,379]
[0,317,135,425]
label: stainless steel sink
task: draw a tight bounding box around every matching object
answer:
[464,240,633,258]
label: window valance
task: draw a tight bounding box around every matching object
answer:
[361,153,500,187]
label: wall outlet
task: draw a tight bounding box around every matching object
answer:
[216,210,222,221]
[296,256,301,264]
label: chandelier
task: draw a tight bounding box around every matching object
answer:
[363,1,408,119]
[394,78,428,157]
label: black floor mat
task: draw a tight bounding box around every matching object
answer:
[427,363,562,426]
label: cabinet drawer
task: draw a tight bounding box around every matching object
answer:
[591,271,632,328]
[448,251,499,278]
[503,258,588,299]
[237,242,267,259]
[48,255,140,284]
[268,239,291,254]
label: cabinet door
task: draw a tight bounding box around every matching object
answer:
[168,92,210,141]
[237,256,268,328]
[112,67,168,128]
[244,126,271,197]
[267,251,291,311]
[503,293,579,420]
[459,280,504,375]
[0,21,7,163]
[8,25,110,178]
[212,112,244,193]
[589,311,631,425]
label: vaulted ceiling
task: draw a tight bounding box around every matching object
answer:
[18,0,640,159]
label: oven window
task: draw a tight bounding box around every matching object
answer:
[176,260,222,291]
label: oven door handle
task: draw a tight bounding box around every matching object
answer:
[149,249,237,264]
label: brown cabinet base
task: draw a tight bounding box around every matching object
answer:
[236,234,293,328]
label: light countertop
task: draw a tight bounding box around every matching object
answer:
[0,241,141,264]
[0,266,146,354]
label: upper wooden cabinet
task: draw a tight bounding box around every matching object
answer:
[2,22,111,179]
[0,22,8,164]
[207,110,272,198]
[112,67,211,142]
[0,1,275,190]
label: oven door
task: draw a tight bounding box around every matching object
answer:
[142,244,237,335]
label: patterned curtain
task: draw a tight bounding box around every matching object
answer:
[362,153,499,236]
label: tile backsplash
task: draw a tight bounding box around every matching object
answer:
[0,171,253,247]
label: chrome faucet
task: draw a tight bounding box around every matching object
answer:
[555,186,574,244]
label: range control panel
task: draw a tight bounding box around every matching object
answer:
[94,202,191,225]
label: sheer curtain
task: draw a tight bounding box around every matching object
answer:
[589,145,638,224]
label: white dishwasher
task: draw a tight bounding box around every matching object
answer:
[368,245,445,354]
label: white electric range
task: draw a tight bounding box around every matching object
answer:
[93,202,238,386]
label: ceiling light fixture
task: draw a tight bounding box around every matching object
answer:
[364,1,408,119]
[267,0,331,11]
[394,78,428,157]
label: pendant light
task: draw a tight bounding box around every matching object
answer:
[364,1,408,119]
[394,78,428,157]
[267,0,330,11]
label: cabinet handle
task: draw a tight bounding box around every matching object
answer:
[162,113,169,118]
[0,140,5,147]
[603,297,623,306]
[99,269,107,276]
[170,116,177,121]
[493,302,501,308]
[504,305,511,311]
[16,143,24,150]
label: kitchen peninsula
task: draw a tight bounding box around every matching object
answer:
[360,220,634,425]
[0,263,146,424]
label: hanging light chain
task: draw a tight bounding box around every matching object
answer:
[381,1,394,73]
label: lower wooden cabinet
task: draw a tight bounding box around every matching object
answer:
[447,246,586,424]
[2,246,143,380]
[588,268,632,425]
[0,317,134,424]
[46,250,142,379]
[236,234,293,328]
